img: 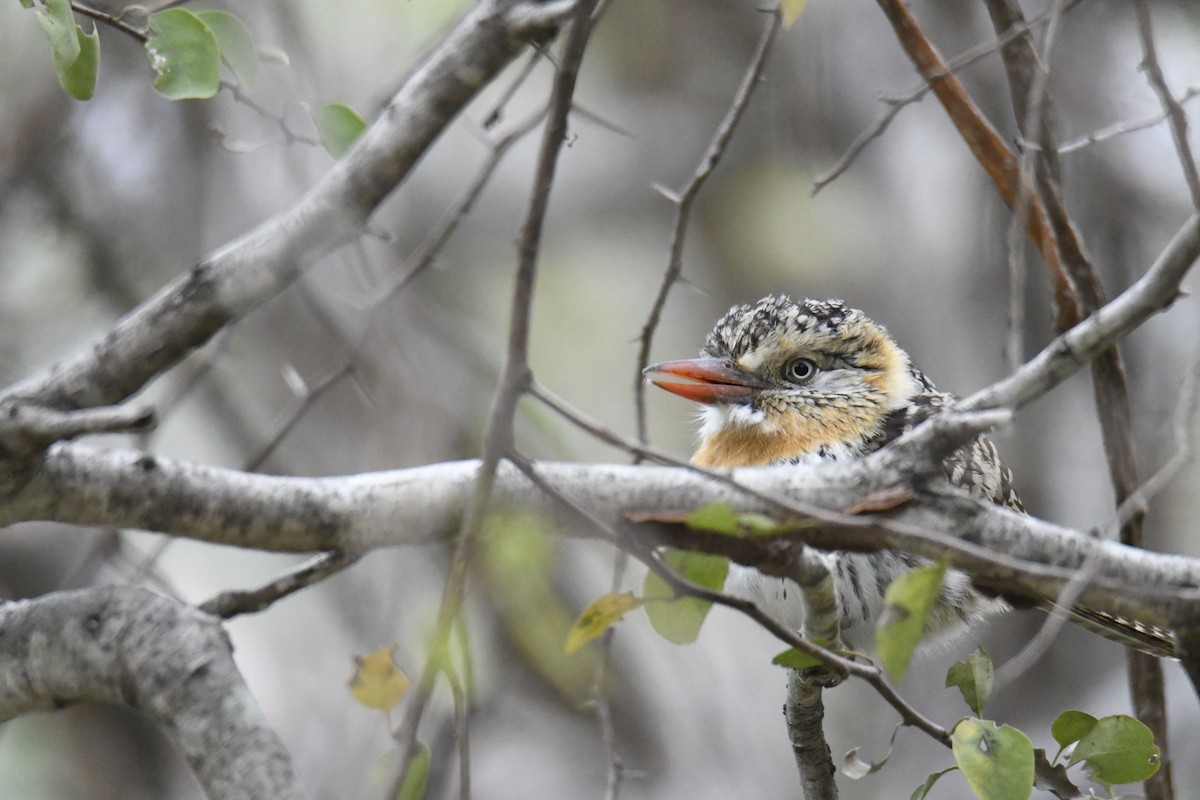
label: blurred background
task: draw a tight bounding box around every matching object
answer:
[1,0,1198,797]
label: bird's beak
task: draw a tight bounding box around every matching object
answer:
[643,357,763,404]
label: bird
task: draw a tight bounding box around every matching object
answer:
[644,294,1175,658]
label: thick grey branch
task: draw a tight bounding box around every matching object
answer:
[0,586,307,800]
[14,442,1200,630]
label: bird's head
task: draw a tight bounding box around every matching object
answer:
[645,296,919,468]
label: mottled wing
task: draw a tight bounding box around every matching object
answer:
[945,436,1024,512]
[884,370,1175,658]
[872,371,1024,510]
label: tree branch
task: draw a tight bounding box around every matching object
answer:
[4,0,565,413]
[0,586,307,800]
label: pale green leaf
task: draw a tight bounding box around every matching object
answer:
[771,646,824,671]
[876,562,947,682]
[684,501,740,535]
[910,766,957,800]
[395,742,430,800]
[1050,710,1096,752]
[564,592,644,654]
[946,647,994,717]
[952,719,1034,800]
[34,0,80,70]
[55,24,99,100]
[1067,715,1160,785]
[310,102,367,158]
[643,550,729,644]
[145,9,221,100]
[195,10,258,90]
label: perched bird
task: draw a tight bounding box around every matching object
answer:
[645,295,1174,657]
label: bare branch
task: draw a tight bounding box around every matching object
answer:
[388,2,597,795]
[1133,0,1200,209]
[200,551,359,618]
[961,212,1200,413]
[634,10,781,445]
[3,0,566,413]
[0,586,307,800]
[787,672,837,800]
[1058,86,1200,154]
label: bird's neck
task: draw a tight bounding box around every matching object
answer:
[692,402,889,468]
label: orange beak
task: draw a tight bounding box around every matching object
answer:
[643,358,763,404]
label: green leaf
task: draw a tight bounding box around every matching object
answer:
[643,550,729,644]
[195,10,258,90]
[1050,710,1096,753]
[737,511,786,535]
[51,23,100,100]
[34,0,80,71]
[946,647,994,718]
[910,766,958,800]
[684,501,740,535]
[1067,715,1160,785]
[145,9,221,100]
[771,646,825,671]
[564,592,644,654]
[875,561,947,682]
[310,102,367,158]
[395,742,430,800]
[951,719,1035,800]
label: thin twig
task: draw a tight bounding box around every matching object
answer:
[1133,0,1200,210]
[1109,353,1200,535]
[992,546,1103,690]
[634,10,781,448]
[446,643,472,800]
[200,551,359,618]
[813,5,1067,195]
[508,454,949,746]
[385,4,601,797]
[1058,87,1200,154]
[993,0,1068,374]
[245,111,547,471]
[70,0,147,41]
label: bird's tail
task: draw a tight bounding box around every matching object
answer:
[1042,603,1176,658]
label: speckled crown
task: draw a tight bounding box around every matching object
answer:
[701,296,865,358]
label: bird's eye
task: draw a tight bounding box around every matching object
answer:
[785,358,817,383]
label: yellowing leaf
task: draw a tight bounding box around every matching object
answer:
[951,719,1034,800]
[876,561,947,682]
[348,645,411,711]
[565,591,644,654]
[781,0,809,28]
